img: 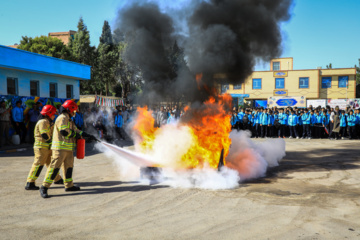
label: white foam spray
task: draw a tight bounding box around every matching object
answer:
[98,123,286,189]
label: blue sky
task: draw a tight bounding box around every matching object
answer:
[1,0,359,70]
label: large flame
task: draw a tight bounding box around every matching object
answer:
[131,93,233,170]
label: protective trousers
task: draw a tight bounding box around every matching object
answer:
[43,150,74,188]
[27,148,61,183]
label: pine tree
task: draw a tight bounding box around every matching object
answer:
[68,17,99,94]
[98,20,118,96]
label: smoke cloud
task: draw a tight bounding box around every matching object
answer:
[115,0,293,103]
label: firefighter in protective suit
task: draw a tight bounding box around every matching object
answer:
[25,105,63,190]
[40,100,95,198]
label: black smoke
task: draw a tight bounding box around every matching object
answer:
[115,0,293,104]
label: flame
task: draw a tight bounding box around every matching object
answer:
[131,94,233,170]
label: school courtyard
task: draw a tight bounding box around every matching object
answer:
[1,139,360,240]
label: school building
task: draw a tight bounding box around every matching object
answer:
[218,57,357,107]
[0,44,91,106]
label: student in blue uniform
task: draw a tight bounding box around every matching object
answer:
[314,111,324,139]
[237,109,244,131]
[288,110,299,139]
[301,109,311,139]
[278,109,288,138]
[260,109,269,138]
[346,110,356,140]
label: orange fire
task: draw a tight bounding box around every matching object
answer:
[131,93,233,170]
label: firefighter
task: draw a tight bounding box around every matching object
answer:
[40,100,95,198]
[25,105,63,190]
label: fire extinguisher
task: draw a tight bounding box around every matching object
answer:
[76,138,86,159]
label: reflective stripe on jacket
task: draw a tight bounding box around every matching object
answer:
[34,119,53,149]
[51,113,82,151]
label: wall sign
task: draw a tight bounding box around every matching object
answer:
[273,71,288,77]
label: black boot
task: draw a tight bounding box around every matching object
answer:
[25,182,39,190]
[54,179,64,185]
[40,186,49,198]
[65,186,80,192]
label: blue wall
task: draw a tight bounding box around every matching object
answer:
[0,68,80,99]
[0,45,91,80]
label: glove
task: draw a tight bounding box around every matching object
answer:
[82,132,99,142]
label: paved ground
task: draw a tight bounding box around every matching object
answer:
[1,138,360,240]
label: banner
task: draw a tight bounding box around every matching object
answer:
[273,90,288,96]
[268,96,306,108]
[273,71,288,77]
[307,99,327,108]
[347,99,360,109]
[94,96,125,107]
[327,99,348,110]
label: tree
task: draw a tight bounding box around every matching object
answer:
[17,35,73,60]
[68,17,99,94]
[326,63,333,69]
[355,59,360,85]
[97,20,118,96]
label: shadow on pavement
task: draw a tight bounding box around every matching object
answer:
[245,147,360,185]
[49,184,169,198]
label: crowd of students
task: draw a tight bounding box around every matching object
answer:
[230,105,360,140]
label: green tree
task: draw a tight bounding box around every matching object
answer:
[98,20,118,96]
[326,63,333,69]
[355,59,360,85]
[17,35,73,60]
[68,17,99,94]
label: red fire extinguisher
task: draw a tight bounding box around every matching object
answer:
[76,138,86,159]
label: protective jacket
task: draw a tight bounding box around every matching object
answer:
[34,118,53,149]
[301,113,311,124]
[51,113,83,151]
[339,114,347,127]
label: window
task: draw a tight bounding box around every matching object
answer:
[273,62,280,71]
[321,77,332,88]
[275,78,285,89]
[66,85,73,98]
[299,77,309,88]
[221,84,229,93]
[30,80,39,96]
[7,77,18,95]
[49,83,58,98]
[338,76,348,88]
[233,84,242,90]
[252,78,262,89]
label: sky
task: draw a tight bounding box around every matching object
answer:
[1,0,360,71]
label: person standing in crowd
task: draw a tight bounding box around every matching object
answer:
[288,110,299,139]
[0,101,12,147]
[339,110,347,139]
[260,108,269,138]
[28,102,41,144]
[253,109,261,138]
[40,100,95,198]
[167,112,176,124]
[157,106,168,127]
[297,111,303,138]
[267,109,274,138]
[25,105,63,190]
[230,111,238,130]
[122,106,129,124]
[237,109,244,131]
[330,106,341,140]
[72,107,84,130]
[278,108,287,138]
[347,110,356,140]
[114,110,124,140]
[309,110,315,139]
[12,100,27,144]
[314,111,324,139]
[355,109,360,139]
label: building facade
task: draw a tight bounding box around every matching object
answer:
[220,57,356,107]
[0,45,90,104]
[48,31,76,45]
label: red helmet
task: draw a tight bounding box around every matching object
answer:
[40,105,57,118]
[62,100,78,112]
